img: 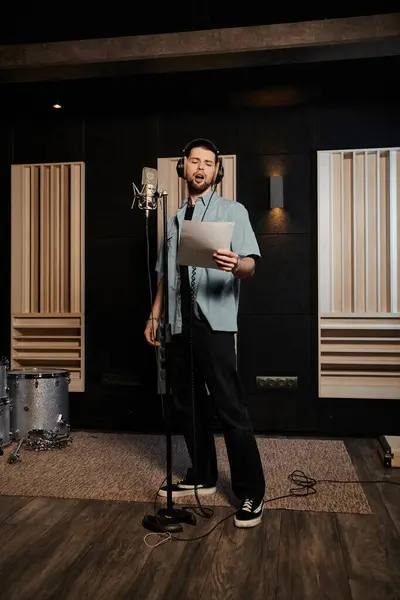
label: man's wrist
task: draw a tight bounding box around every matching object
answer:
[232,256,241,275]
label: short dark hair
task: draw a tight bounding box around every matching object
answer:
[183,138,219,162]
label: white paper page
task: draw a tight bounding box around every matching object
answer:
[177,220,234,269]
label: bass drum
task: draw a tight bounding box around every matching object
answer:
[8,368,70,439]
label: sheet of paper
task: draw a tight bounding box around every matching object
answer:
[177,220,235,269]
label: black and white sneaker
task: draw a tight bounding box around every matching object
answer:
[234,497,264,528]
[158,476,217,498]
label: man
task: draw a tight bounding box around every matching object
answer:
[144,138,265,528]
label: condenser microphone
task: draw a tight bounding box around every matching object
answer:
[131,167,159,217]
[141,167,158,212]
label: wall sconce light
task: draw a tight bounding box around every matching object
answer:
[269,175,284,208]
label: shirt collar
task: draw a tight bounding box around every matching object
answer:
[183,188,216,207]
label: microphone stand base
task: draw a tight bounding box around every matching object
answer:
[142,507,197,533]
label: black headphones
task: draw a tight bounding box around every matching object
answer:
[176,138,224,185]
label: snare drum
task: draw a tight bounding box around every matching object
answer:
[0,356,9,399]
[8,368,70,439]
[0,398,11,448]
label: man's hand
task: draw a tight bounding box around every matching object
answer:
[144,318,160,346]
[212,249,240,273]
[213,250,256,279]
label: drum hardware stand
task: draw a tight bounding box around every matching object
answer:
[132,181,196,533]
[6,415,72,463]
[6,430,72,463]
[23,413,72,452]
[7,438,24,464]
[23,429,72,452]
[54,413,70,437]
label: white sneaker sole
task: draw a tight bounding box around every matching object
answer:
[234,508,264,528]
[158,486,217,498]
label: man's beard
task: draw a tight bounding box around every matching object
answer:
[187,177,210,194]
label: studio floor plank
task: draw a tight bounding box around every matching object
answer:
[47,501,155,600]
[277,511,352,600]
[0,495,32,523]
[0,500,120,600]
[340,440,400,586]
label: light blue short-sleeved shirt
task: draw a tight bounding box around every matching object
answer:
[156,190,261,334]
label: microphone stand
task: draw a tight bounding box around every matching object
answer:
[139,190,196,533]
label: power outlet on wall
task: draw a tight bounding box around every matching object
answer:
[256,376,298,390]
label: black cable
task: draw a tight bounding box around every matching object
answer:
[145,216,166,421]
[144,214,175,534]
[289,470,400,490]
[158,470,400,543]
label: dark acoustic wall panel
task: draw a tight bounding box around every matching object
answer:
[13,117,85,164]
[0,122,12,360]
[81,114,162,431]
[84,116,159,240]
[237,153,314,235]
[238,314,317,432]
[232,100,319,432]
[239,234,314,316]
[235,106,318,155]
[318,103,400,151]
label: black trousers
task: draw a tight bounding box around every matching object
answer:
[168,315,265,500]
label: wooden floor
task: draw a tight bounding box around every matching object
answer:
[0,437,399,600]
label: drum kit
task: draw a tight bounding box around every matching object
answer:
[0,356,72,463]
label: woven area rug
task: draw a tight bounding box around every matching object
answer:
[0,432,371,514]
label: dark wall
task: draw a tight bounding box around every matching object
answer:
[1,57,399,437]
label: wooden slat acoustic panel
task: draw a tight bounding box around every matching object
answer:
[10,162,85,392]
[318,149,400,399]
[320,315,400,399]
